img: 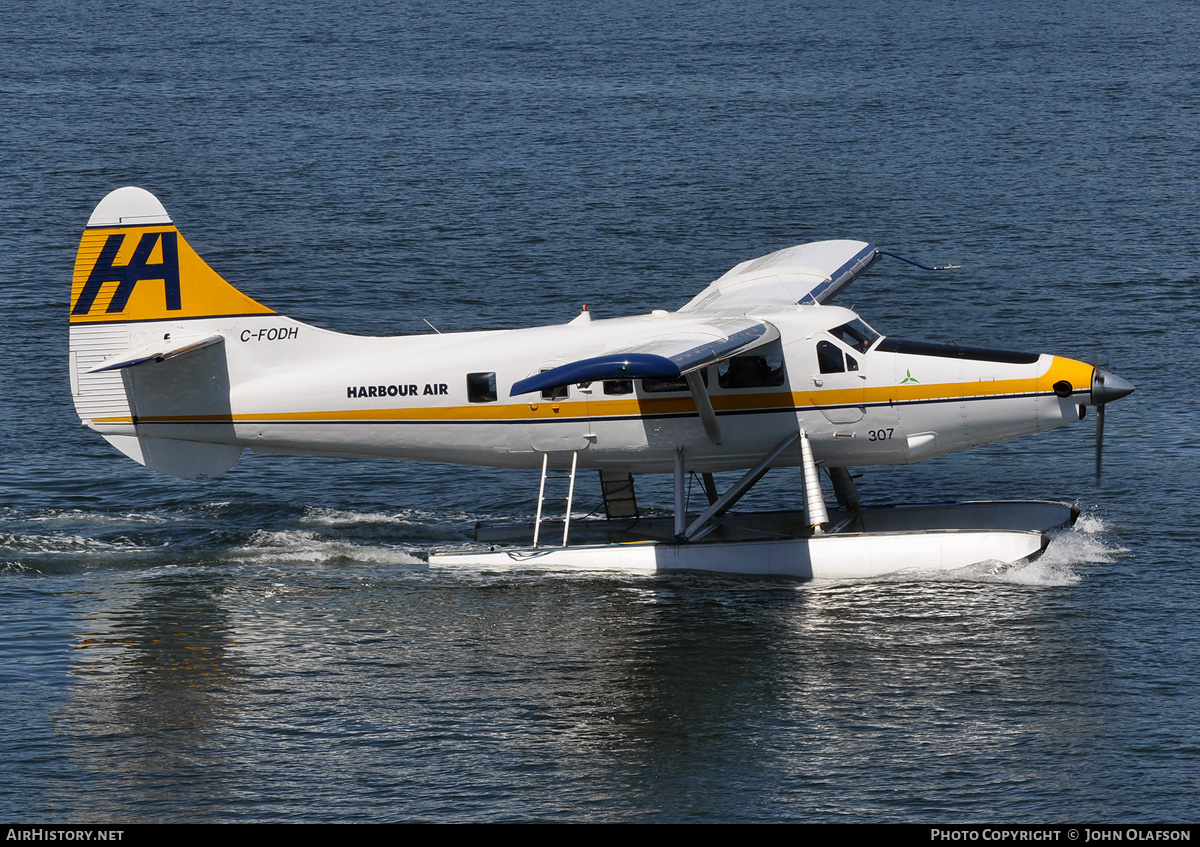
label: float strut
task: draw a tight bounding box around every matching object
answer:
[828,466,860,510]
[683,431,802,541]
[674,447,686,538]
[800,430,829,534]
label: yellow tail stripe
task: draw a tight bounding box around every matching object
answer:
[70,226,274,324]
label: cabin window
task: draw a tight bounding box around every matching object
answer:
[604,379,633,395]
[830,319,880,353]
[817,340,846,374]
[467,372,497,403]
[718,350,786,389]
[642,370,708,393]
[538,368,568,400]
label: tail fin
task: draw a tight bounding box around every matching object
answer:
[69,187,274,479]
[70,187,274,325]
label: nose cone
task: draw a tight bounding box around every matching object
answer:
[1091,368,1135,405]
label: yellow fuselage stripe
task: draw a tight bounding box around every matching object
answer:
[92,359,1091,424]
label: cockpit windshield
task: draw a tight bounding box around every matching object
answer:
[829,319,880,353]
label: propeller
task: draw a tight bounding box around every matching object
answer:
[1090,363,1135,483]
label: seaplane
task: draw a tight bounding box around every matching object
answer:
[67,187,1134,579]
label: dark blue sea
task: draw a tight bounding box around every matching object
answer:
[2,0,1197,823]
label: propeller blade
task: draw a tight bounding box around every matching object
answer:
[1088,359,1131,484]
[1093,359,1105,484]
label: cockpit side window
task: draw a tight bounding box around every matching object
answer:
[830,319,880,353]
[817,340,845,374]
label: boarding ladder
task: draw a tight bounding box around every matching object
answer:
[533,452,578,548]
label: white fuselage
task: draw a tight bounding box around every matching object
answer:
[70,303,1092,474]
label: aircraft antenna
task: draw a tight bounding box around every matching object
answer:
[423,318,442,334]
[878,250,962,271]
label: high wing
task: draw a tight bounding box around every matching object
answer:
[510,315,778,396]
[511,239,877,397]
[679,239,879,314]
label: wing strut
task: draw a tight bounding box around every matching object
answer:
[686,372,723,445]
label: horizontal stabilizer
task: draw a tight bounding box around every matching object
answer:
[511,318,778,396]
[681,240,879,313]
[86,334,224,373]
